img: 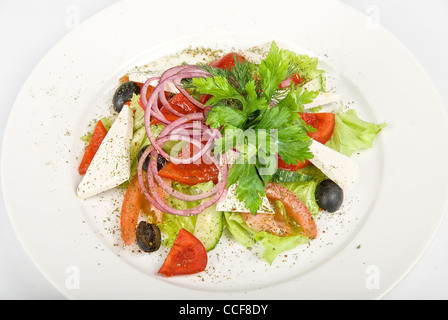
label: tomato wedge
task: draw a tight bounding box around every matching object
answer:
[150,93,200,125]
[301,112,335,144]
[278,112,335,171]
[265,183,317,239]
[277,157,311,172]
[210,52,246,70]
[200,94,211,105]
[240,209,294,237]
[78,120,108,175]
[158,228,208,277]
[120,173,143,246]
[158,143,219,185]
[158,160,219,185]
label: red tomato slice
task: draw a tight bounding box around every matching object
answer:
[158,143,219,185]
[120,173,143,246]
[78,120,108,175]
[158,228,208,277]
[265,183,317,239]
[279,73,305,88]
[301,112,335,144]
[150,106,181,125]
[277,158,311,172]
[150,93,200,125]
[210,52,246,70]
[119,74,130,84]
[200,94,211,104]
[168,92,201,114]
[278,112,335,171]
[158,161,219,185]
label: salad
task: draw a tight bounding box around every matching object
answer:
[76,42,385,277]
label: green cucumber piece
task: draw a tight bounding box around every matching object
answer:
[271,169,314,183]
[303,74,326,92]
[193,204,223,252]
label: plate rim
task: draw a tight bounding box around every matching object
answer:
[2,0,448,299]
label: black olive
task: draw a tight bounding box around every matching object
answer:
[136,221,161,253]
[138,146,167,171]
[315,179,344,213]
[112,81,141,112]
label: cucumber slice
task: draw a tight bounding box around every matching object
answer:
[271,169,314,183]
[193,204,223,252]
[303,74,326,92]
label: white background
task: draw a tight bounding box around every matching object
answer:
[0,0,447,299]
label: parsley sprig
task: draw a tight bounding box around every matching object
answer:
[191,42,319,214]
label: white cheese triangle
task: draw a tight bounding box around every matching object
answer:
[303,92,340,110]
[77,105,134,199]
[309,140,358,189]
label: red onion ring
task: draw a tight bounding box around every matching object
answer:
[137,143,228,216]
[136,145,165,212]
[136,65,229,217]
[139,76,160,108]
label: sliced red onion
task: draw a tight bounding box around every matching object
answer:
[136,64,230,217]
[138,144,228,216]
[139,76,160,109]
[174,83,206,109]
[137,145,165,212]
[157,112,205,138]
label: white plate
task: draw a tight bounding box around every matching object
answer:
[2,0,448,300]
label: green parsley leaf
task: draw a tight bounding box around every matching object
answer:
[235,163,266,214]
[255,105,296,130]
[206,105,246,129]
[258,42,291,102]
[190,41,322,214]
[242,80,269,116]
[276,86,319,113]
[226,159,247,188]
[277,126,313,165]
[193,76,244,107]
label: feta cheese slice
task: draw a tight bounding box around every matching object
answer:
[308,140,358,189]
[303,92,340,110]
[216,183,275,214]
[77,105,134,199]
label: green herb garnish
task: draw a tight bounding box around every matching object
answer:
[191,42,320,214]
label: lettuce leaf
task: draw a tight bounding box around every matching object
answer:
[224,212,309,265]
[281,50,324,83]
[326,108,386,157]
[279,166,326,217]
[159,181,215,247]
[223,165,328,264]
